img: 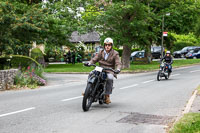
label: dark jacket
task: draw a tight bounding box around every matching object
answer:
[161,55,173,64]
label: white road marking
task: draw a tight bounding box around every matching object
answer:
[61,96,83,102]
[142,80,155,84]
[171,74,180,77]
[183,90,198,114]
[42,82,85,88]
[190,70,200,73]
[0,107,35,118]
[119,84,139,90]
[172,89,198,127]
[176,66,191,70]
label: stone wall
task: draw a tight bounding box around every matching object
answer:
[0,69,18,90]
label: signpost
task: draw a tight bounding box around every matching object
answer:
[161,13,170,58]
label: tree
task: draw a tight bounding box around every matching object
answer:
[89,0,200,68]
[0,0,48,55]
[92,0,156,68]
[0,0,82,56]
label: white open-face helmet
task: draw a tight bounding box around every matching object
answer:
[104,37,113,44]
[166,51,171,54]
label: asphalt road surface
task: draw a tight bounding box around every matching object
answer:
[0,65,200,133]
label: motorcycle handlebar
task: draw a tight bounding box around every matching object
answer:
[85,64,119,74]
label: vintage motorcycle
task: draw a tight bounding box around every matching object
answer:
[157,61,171,81]
[82,64,118,111]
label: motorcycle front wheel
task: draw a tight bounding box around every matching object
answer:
[165,75,168,80]
[82,83,93,111]
[157,71,161,81]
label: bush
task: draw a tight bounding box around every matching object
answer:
[14,66,46,89]
[172,42,196,52]
[31,48,45,66]
[0,55,41,70]
[170,32,200,52]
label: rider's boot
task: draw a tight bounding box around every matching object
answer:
[105,95,111,104]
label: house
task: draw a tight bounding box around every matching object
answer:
[69,31,100,52]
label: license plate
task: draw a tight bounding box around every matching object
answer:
[95,66,103,72]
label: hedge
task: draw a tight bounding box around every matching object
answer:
[172,42,196,52]
[31,48,45,66]
[0,55,41,70]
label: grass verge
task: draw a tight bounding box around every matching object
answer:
[44,63,93,73]
[44,59,200,73]
[169,113,200,133]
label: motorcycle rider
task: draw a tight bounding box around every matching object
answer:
[161,51,173,73]
[85,37,122,104]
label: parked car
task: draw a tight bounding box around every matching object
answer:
[194,50,200,58]
[130,51,145,61]
[173,46,199,58]
[151,46,165,59]
[185,47,200,59]
[173,50,182,58]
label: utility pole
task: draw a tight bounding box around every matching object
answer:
[161,15,164,58]
[161,13,170,58]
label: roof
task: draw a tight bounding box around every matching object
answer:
[70,31,100,43]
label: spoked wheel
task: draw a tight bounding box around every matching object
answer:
[165,74,169,80]
[157,71,161,81]
[82,83,93,111]
[168,72,171,79]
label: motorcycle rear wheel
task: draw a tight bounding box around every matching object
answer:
[82,83,93,111]
[99,100,103,105]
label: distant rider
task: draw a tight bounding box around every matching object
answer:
[161,51,173,73]
[85,37,122,104]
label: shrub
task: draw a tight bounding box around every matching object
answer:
[0,55,41,70]
[170,32,200,52]
[31,48,45,66]
[14,66,46,89]
[172,42,196,52]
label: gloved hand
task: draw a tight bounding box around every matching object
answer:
[115,69,120,74]
[84,62,90,66]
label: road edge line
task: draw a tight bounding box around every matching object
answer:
[182,90,198,114]
[167,88,198,133]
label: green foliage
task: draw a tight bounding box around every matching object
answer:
[31,48,45,66]
[172,42,195,52]
[0,55,41,70]
[0,0,48,55]
[165,1,200,34]
[170,113,200,133]
[14,66,46,89]
[170,32,200,51]
[31,48,43,59]
[44,63,94,73]
[195,17,200,37]
[0,0,81,56]
[95,1,154,47]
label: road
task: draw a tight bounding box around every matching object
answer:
[0,65,200,133]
